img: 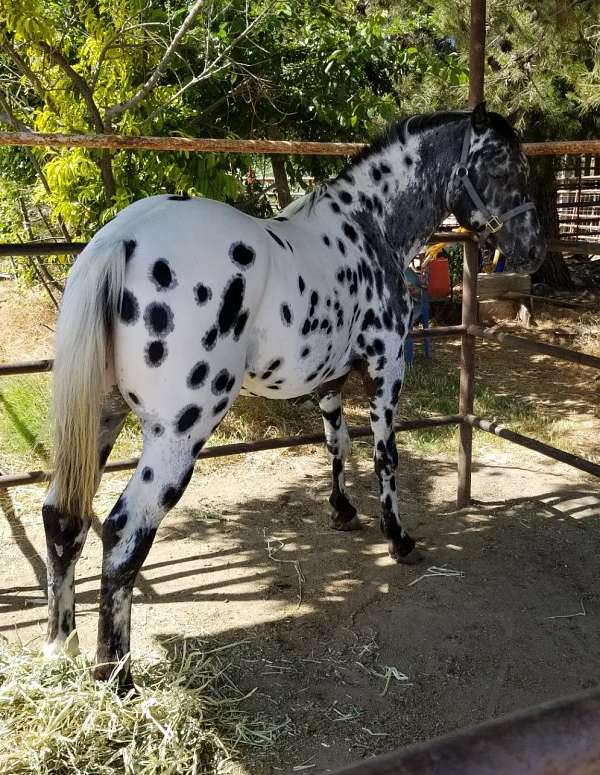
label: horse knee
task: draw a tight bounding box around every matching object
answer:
[43,502,90,573]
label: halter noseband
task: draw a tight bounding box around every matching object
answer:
[450,122,536,242]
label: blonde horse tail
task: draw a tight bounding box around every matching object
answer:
[51,237,127,525]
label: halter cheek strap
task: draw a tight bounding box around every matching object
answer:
[450,123,536,242]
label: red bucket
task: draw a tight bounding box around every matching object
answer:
[426,258,450,298]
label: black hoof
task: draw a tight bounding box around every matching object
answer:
[387,533,420,564]
[331,512,362,531]
[389,544,421,565]
[92,660,135,693]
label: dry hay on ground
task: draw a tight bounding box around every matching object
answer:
[0,636,287,775]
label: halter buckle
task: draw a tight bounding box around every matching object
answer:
[485,215,503,234]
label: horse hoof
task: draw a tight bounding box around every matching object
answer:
[92,662,115,682]
[93,662,136,692]
[331,513,362,531]
[388,542,421,565]
[43,629,80,659]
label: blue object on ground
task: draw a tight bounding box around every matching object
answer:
[405,281,431,366]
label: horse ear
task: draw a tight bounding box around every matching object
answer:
[471,101,489,132]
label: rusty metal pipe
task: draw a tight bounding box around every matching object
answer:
[330,687,600,775]
[464,414,600,477]
[0,328,465,378]
[456,0,486,508]
[468,325,600,370]
[0,235,596,258]
[0,415,462,489]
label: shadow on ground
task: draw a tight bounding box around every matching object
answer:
[1,446,599,773]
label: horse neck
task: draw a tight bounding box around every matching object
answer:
[313,116,469,269]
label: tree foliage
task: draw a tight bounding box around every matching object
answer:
[0,0,597,286]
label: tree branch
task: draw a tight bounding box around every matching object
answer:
[18,199,60,310]
[35,42,116,203]
[91,22,169,90]
[195,76,253,119]
[0,39,58,114]
[148,4,273,122]
[36,41,105,132]
[0,91,72,241]
[104,0,206,120]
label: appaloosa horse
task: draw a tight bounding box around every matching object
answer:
[43,103,544,681]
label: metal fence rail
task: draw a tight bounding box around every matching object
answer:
[1,129,599,157]
[0,416,462,489]
[0,235,598,258]
[331,686,600,775]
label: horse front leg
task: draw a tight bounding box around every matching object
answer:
[43,389,129,658]
[363,357,419,564]
[318,390,360,531]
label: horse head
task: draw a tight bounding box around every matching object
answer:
[446,103,545,274]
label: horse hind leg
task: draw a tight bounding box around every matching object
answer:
[319,390,360,531]
[93,419,213,684]
[43,388,129,657]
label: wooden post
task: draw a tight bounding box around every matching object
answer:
[457,0,486,508]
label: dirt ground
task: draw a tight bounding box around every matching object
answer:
[1,281,600,773]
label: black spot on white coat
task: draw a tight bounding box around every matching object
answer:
[281,303,292,325]
[175,405,202,434]
[266,229,286,249]
[218,276,245,335]
[188,361,209,389]
[194,283,212,305]
[120,290,139,324]
[145,340,167,367]
[144,302,174,337]
[151,259,177,291]
[230,241,256,267]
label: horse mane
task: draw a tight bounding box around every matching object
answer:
[339,108,519,176]
[278,109,519,219]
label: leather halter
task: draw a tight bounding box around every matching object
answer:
[450,122,536,242]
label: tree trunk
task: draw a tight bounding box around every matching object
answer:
[530,156,574,290]
[18,198,60,309]
[99,149,117,205]
[270,154,292,210]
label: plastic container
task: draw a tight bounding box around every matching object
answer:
[426,258,450,298]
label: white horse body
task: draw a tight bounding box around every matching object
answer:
[42,106,545,681]
[104,195,375,408]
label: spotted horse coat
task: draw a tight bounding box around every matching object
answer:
[43,103,545,682]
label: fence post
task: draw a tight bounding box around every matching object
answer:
[457,0,486,508]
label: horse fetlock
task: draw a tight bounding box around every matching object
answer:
[383,518,418,560]
[330,512,362,531]
[380,508,417,561]
[328,490,356,516]
[92,656,134,690]
[43,628,80,659]
[388,541,421,565]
